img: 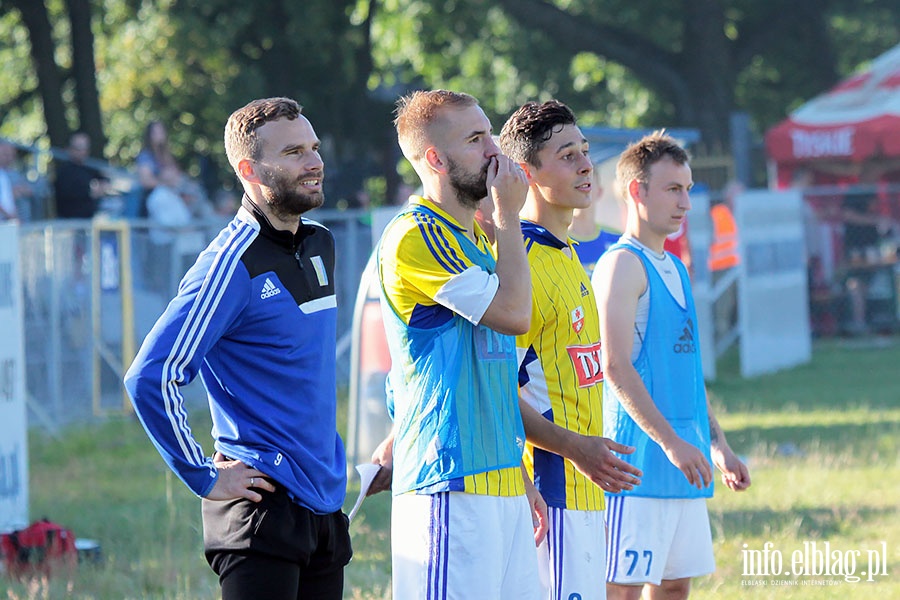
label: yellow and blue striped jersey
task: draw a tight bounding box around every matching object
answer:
[518,220,605,510]
[379,196,525,497]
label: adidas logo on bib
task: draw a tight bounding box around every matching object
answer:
[673,318,696,353]
[260,277,282,299]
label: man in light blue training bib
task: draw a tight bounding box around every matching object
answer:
[591,131,751,600]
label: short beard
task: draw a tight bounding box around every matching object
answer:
[447,156,489,210]
[259,166,324,218]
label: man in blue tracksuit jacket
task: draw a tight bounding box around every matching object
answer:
[124,97,350,599]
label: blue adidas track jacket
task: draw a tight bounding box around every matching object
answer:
[124,198,347,514]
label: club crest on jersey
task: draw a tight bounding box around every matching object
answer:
[571,306,585,334]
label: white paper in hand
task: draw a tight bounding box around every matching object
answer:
[348,463,382,522]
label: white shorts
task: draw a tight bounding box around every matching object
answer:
[604,496,715,585]
[392,491,541,600]
[537,507,606,600]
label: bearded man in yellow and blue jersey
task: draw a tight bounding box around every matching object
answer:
[500,100,643,600]
[372,89,548,600]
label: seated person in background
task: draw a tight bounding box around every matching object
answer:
[54,132,110,219]
[147,166,213,227]
[146,166,192,232]
[146,166,208,289]
[842,190,897,333]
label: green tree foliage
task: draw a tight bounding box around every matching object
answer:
[2,0,70,147]
[2,0,395,201]
[1,0,899,196]
[0,4,46,143]
[370,0,655,131]
[91,0,394,198]
[372,0,900,148]
[739,0,900,127]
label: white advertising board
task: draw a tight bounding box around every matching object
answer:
[0,222,28,532]
[736,190,812,377]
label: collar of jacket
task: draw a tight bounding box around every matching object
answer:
[241,195,313,249]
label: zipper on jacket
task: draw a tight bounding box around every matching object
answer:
[294,247,304,270]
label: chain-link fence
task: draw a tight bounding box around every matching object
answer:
[803,184,900,336]
[18,187,900,432]
[20,210,373,433]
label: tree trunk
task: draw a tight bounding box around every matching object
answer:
[678,0,734,149]
[495,0,734,147]
[66,0,106,157]
[10,0,70,148]
[357,0,402,205]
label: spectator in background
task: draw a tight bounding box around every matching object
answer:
[54,132,110,219]
[708,180,742,342]
[0,141,19,221]
[0,140,44,221]
[146,165,213,239]
[708,181,741,273]
[663,217,691,270]
[135,120,178,215]
[180,176,214,220]
[842,190,890,262]
[841,190,898,334]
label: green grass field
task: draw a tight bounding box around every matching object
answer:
[4,338,898,599]
[694,337,900,599]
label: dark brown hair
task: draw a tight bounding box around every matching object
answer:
[616,130,689,199]
[499,100,576,167]
[224,97,302,171]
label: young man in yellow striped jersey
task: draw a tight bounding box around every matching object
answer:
[373,90,547,599]
[500,100,643,600]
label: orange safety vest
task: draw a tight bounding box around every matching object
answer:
[709,204,740,271]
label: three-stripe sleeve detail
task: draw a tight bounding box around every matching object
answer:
[160,223,256,471]
[414,213,467,274]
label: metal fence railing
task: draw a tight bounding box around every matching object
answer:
[20,210,374,433]
[18,185,900,431]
